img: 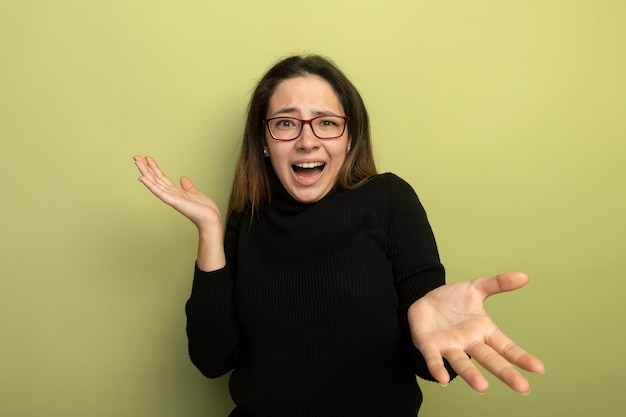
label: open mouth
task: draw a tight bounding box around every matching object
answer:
[292,161,325,179]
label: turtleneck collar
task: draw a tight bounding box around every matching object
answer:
[272,182,340,215]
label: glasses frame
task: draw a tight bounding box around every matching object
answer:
[264,115,349,141]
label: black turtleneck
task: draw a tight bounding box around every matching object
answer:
[185,173,447,417]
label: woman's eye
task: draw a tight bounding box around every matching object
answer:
[277,119,295,127]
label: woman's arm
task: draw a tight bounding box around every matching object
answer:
[381,174,448,380]
[134,155,243,376]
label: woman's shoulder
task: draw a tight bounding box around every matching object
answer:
[359,173,423,213]
[362,172,417,195]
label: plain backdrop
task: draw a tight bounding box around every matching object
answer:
[1,1,624,416]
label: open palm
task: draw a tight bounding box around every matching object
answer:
[133,155,223,231]
[408,272,545,393]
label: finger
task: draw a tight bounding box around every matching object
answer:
[133,156,154,179]
[514,352,545,375]
[144,156,174,186]
[134,156,163,187]
[133,156,173,198]
[444,348,489,393]
[475,272,529,299]
[180,176,197,192]
[468,342,530,393]
[487,329,546,374]
[419,346,451,385]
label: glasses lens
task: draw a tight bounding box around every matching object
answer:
[311,116,346,138]
[268,118,301,140]
[267,116,346,140]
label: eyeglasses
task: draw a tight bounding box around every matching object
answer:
[264,116,348,141]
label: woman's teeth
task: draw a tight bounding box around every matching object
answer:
[293,162,324,169]
[292,162,325,178]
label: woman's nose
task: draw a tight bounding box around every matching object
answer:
[296,124,320,150]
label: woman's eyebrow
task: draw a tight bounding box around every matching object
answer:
[269,107,341,118]
[269,107,298,117]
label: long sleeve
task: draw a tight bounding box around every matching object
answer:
[185,212,245,378]
[385,173,445,305]
[382,174,457,381]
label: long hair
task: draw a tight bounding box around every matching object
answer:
[227,55,377,219]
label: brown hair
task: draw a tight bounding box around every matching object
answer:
[227,55,377,219]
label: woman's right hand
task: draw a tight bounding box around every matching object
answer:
[133,155,222,230]
[133,155,226,270]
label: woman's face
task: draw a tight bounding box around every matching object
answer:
[265,75,350,204]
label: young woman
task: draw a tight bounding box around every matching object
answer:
[133,55,544,417]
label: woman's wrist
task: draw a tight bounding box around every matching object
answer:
[196,227,226,272]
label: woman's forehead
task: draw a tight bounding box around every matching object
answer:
[267,75,343,117]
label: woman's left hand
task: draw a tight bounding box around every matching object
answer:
[407,272,545,394]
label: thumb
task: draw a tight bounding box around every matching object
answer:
[180,176,196,191]
[478,272,530,299]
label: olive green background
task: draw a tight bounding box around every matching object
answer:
[1,1,624,416]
